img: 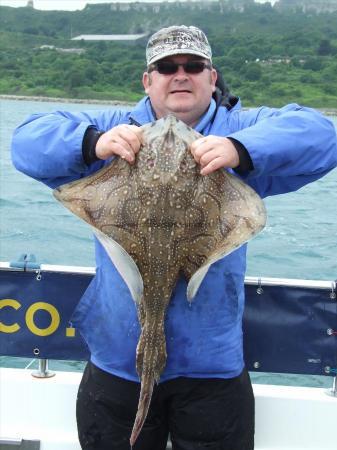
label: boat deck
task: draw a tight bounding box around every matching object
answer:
[1,367,336,450]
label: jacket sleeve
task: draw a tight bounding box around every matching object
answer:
[227,104,337,197]
[11,108,128,189]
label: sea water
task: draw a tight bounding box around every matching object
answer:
[1,99,336,387]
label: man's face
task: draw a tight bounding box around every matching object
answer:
[142,54,217,127]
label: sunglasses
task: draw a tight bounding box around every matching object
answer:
[148,60,212,75]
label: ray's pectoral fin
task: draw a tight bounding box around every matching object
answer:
[186,264,212,302]
[53,177,144,305]
[186,228,254,301]
[186,232,248,301]
[187,191,267,302]
[94,229,143,305]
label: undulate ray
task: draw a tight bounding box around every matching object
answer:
[53,115,267,446]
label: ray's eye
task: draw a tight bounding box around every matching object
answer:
[180,157,189,173]
[147,158,155,168]
[141,150,156,170]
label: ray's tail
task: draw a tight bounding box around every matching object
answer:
[129,370,155,447]
[130,320,167,447]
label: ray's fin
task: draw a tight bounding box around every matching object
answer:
[187,204,267,301]
[186,264,211,302]
[94,229,143,304]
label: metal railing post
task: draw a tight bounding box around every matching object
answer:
[32,359,55,378]
[331,376,337,397]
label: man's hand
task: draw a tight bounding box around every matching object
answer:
[190,136,240,175]
[96,125,143,164]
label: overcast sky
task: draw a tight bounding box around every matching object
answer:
[0,0,277,11]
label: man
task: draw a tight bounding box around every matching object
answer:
[12,25,337,450]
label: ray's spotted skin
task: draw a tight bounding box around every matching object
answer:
[54,115,266,447]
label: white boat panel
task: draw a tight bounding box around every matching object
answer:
[254,384,337,449]
[1,368,336,449]
[1,368,81,450]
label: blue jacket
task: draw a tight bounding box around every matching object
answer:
[11,97,337,381]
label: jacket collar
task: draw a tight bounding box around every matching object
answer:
[129,97,155,126]
[129,96,217,134]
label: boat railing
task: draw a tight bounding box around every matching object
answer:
[0,259,336,395]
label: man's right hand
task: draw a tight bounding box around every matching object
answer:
[95,125,143,164]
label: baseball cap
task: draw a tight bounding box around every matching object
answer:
[146,25,212,66]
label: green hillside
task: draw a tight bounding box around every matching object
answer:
[1,2,336,107]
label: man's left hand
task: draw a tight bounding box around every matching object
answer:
[190,136,240,175]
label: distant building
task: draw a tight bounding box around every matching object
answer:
[275,0,337,13]
[71,34,148,42]
[106,1,255,13]
[27,0,34,8]
[37,45,85,55]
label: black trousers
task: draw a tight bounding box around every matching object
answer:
[77,362,254,450]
